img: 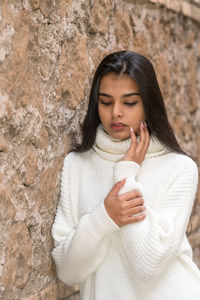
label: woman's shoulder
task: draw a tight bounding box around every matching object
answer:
[166,152,198,174]
[63,149,93,166]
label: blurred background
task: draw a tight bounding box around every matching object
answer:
[0,0,199,299]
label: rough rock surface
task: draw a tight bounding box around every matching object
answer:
[0,0,199,299]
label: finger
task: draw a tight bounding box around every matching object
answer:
[135,123,145,155]
[139,121,145,144]
[119,190,142,202]
[126,197,144,208]
[122,127,137,161]
[127,204,145,216]
[129,126,137,152]
[126,214,146,225]
[144,121,150,151]
[109,178,126,197]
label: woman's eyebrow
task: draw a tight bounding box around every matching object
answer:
[98,92,140,97]
[99,92,140,98]
[98,93,112,97]
[122,92,140,97]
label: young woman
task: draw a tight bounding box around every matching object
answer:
[51,51,200,299]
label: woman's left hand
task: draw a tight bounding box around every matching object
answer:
[122,121,150,164]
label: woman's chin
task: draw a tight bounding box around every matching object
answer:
[110,132,130,140]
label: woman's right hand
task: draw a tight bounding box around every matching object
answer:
[104,178,146,227]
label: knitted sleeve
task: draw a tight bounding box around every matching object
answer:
[113,157,198,280]
[51,154,120,285]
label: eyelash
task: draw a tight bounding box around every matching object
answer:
[125,102,137,106]
[100,101,137,106]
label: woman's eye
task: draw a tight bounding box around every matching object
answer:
[124,102,137,106]
[100,101,111,105]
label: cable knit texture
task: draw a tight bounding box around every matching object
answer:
[52,124,200,300]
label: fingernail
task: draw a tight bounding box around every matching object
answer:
[141,121,144,129]
[144,121,147,127]
[120,178,126,183]
[119,177,126,183]
[130,127,134,132]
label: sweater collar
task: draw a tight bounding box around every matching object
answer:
[92,124,169,162]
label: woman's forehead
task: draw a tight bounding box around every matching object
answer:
[99,73,139,92]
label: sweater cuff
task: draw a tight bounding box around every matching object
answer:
[88,201,120,237]
[114,161,140,183]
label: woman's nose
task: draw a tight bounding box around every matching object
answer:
[112,104,123,118]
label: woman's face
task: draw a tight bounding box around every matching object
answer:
[98,72,146,140]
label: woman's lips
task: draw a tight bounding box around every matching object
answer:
[111,123,126,130]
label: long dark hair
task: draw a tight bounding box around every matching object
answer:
[72,50,186,155]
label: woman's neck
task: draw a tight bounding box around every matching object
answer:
[92,124,169,162]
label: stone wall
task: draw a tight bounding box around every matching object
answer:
[149,0,200,23]
[0,0,200,299]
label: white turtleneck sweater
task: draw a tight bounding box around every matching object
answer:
[51,125,200,300]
